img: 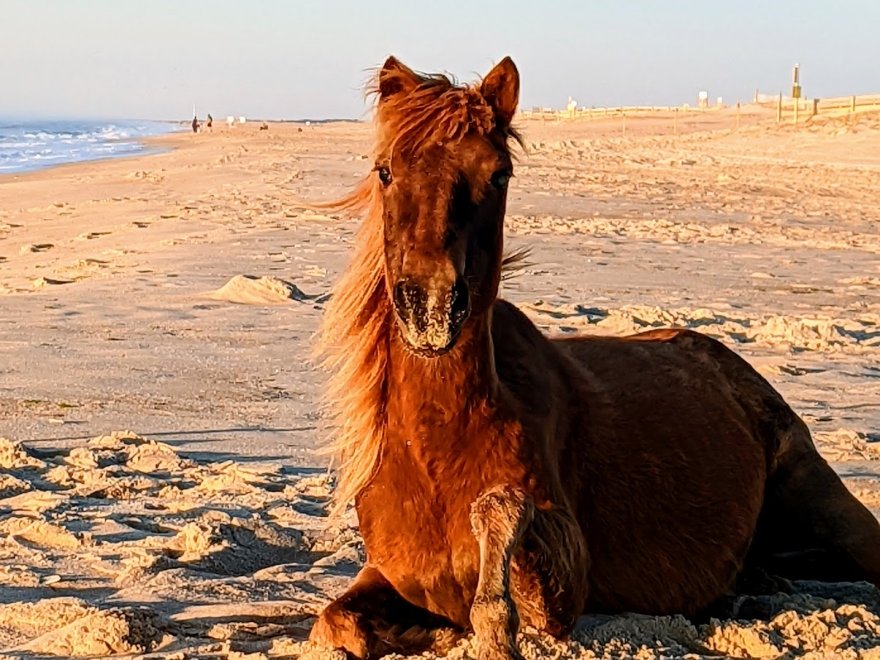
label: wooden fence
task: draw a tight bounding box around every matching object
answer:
[523,93,880,124]
[761,93,880,123]
[522,105,692,121]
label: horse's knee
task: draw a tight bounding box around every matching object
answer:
[309,600,372,659]
[470,485,534,540]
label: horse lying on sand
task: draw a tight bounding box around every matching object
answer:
[308,55,880,660]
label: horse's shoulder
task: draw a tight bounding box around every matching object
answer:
[490,299,540,343]
[492,298,532,325]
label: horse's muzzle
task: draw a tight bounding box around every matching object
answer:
[392,277,470,357]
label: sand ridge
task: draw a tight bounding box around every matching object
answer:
[0,432,359,657]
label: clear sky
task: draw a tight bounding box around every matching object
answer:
[3,0,878,121]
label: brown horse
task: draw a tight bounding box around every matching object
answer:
[308,56,880,660]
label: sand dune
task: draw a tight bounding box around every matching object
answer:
[209,274,327,306]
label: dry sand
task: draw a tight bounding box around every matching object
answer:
[1,108,880,658]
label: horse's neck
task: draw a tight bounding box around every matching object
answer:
[384,318,497,429]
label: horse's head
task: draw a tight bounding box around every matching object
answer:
[373,56,520,357]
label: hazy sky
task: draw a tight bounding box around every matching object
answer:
[3,0,878,121]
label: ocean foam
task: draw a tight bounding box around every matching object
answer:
[0,120,177,174]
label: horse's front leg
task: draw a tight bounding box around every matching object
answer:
[309,565,462,659]
[469,486,534,660]
[469,486,590,660]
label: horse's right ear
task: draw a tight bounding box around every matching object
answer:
[378,56,420,101]
[481,56,520,129]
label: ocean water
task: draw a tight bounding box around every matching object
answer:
[0,119,178,175]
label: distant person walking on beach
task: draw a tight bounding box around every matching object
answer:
[191,116,199,133]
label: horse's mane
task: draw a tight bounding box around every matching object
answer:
[373,67,523,158]
[316,64,525,516]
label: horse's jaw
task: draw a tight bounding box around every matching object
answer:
[387,313,499,419]
[389,315,498,401]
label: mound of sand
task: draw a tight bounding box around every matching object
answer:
[0,598,93,647]
[209,274,322,305]
[16,606,166,657]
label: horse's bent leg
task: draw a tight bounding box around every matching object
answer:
[469,485,534,660]
[309,565,462,659]
[756,417,880,585]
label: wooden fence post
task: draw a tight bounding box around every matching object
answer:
[851,95,857,112]
[776,93,783,123]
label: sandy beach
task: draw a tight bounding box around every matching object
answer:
[1,108,880,658]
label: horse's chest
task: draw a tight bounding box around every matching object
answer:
[355,453,486,625]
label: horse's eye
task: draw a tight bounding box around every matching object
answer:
[377,166,393,186]
[490,170,511,189]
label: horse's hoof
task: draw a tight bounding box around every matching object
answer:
[299,641,350,660]
[471,597,523,660]
[476,642,525,660]
[309,607,370,659]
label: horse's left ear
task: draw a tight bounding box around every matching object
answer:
[481,57,520,128]
[378,56,420,101]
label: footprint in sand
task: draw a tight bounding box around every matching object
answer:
[75,231,112,241]
[132,221,150,229]
[20,243,54,255]
[128,170,164,182]
[304,265,328,278]
[56,259,111,281]
[776,364,827,377]
[33,277,74,288]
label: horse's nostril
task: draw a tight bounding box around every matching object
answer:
[393,280,408,314]
[393,279,428,323]
[450,279,470,324]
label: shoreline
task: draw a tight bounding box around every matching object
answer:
[0,127,185,181]
[0,144,175,180]
[0,120,365,183]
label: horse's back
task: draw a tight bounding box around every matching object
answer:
[554,325,795,459]
[492,302,796,614]
[492,301,794,456]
